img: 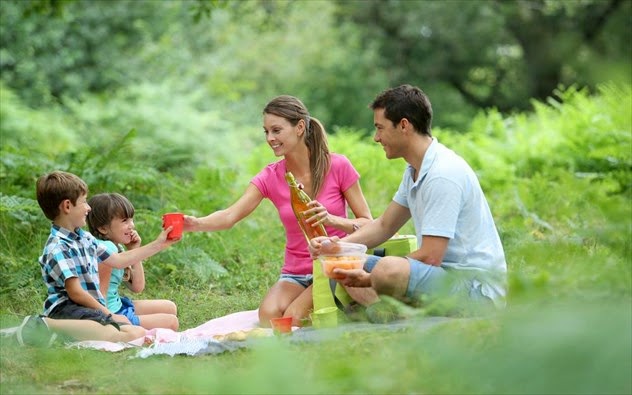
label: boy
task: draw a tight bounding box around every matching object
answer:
[18,170,178,345]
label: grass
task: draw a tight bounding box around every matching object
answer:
[1,298,630,394]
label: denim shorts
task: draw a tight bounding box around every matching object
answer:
[115,296,141,326]
[48,299,121,329]
[279,274,313,288]
[364,255,494,308]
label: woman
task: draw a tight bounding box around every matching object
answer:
[184,95,372,327]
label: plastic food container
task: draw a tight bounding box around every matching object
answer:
[319,242,367,279]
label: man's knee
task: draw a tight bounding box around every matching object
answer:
[370,257,409,296]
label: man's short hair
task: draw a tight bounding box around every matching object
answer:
[370,84,433,136]
[36,171,88,220]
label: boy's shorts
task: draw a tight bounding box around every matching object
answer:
[279,274,313,288]
[115,297,141,326]
[47,299,122,329]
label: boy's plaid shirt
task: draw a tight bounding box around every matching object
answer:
[39,225,111,315]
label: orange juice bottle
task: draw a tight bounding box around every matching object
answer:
[285,171,327,241]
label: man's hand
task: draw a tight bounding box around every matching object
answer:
[331,268,371,288]
[308,236,340,259]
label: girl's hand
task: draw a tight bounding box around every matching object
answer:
[157,226,180,246]
[125,230,142,250]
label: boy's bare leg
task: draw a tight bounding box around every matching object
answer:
[117,325,147,342]
[112,313,132,325]
[43,318,146,342]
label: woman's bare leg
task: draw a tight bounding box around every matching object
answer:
[283,285,314,326]
[258,281,305,327]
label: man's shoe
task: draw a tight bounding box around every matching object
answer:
[366,300,401,324]
[344,302,368,322]
[366,296,421,324]
[16,315,57,347]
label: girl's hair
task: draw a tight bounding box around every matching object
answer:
[263,95,330,197]
[86,193,135,240]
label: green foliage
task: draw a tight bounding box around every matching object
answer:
[336,0,631,123]
[0,0,172,106]
[3,0,630,132]
[1,0,389,129]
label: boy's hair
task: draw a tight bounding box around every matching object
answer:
[36,171,88,221]
[86,193,135,240]
[370,84,433,136]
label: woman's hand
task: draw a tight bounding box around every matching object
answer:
[183,215,198,232]
[304,200,331,227]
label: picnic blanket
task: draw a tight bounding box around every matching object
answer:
[130,314,459,359]
[2,310,461,358]
[70,309,278,357]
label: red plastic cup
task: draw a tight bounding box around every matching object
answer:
[270,316,293,335]
[162,213,184,240]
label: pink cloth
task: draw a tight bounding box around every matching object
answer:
[251,153,360,275]
[66,310,276,352]
[147,309,263,343]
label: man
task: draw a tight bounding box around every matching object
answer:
[310,84,506,314]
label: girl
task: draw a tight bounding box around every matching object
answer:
[87,193,179,331]
[184,95,373,327]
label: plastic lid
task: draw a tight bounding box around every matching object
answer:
[321,241,367,256]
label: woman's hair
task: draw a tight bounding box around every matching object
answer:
[263,95,330,197]
[86,193,135,240]
[36,171,88,221]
